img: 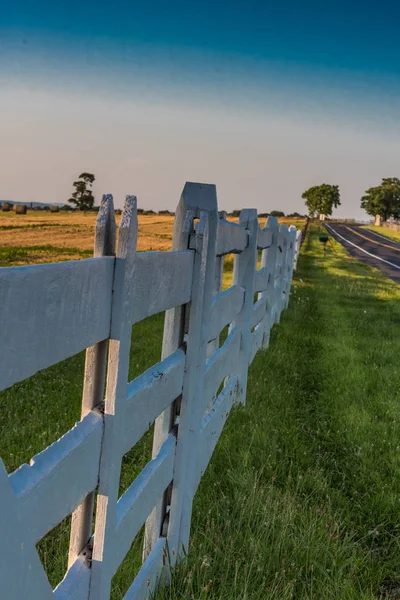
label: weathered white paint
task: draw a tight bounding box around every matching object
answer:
[230,209,258,404]
[122,349,185,455]
[254,266,269,293]
[0,256,114,392]
[195,375,238,490]
[259,217,279,349]
[251,296,267,330]
[113,434,176,575]
[131,251,194,324]
[122,537,166,600]
[10,410,103,543]
[204,326,241,405]
[208,285,245,342]
[90,196,139,600]
[54,556,91,600]
[249,325,264,365]
[69,194,116,568]
[216,217,248,256]
[144,183,216,561]
[257,226,273,250]
[167,199,218,562]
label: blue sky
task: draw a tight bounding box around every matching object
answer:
[1,0,400,217]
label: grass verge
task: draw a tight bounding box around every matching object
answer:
[1,224,400,598]
[361,225,400,244]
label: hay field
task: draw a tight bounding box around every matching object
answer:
[0,209,305,266]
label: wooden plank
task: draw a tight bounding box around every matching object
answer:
[166,192,219,561]
[284,226,297,308]
[10,410,103,544]
[254,266,269,293]
[249,325,263,365]
[0,256,114,392]
[0,461,55,600]
[208,285,245,342]
[123,538,166,600]
[91,196,138,600]
[260,217,279,349]
[204,326,241,404]
[112,434,176,576]
[131,251,194,324]
[216,218,248,256]
[257,227,273,249]
[273,224,289,325]
[251,297,267,329]
[121,349,185,455]
[69,194,116,568]
[145,182,218,561]
[195,375,238,490]
[54,555,91,600]
[207,214,226,358]
[230,209,258,404]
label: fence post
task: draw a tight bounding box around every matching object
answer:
[68,195,116,567]
[144,183,218,565]
[260,216,279,349]
[294,229,302,270]
[231,209,258,404]
[89,196,138,600]
[207,210,226,359]
[284,226,297,309]
[273,224,289,325]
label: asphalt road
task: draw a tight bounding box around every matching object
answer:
[325,223,400,284]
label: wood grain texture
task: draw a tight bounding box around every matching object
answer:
[131,251,194,324]
[216,218,248,256]
[122,349,185,455]
[0,256,114,391]
[69,194,116,567]
[90,196,138,600]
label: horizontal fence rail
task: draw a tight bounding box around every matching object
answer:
[0,183,303,600]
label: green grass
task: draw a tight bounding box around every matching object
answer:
[1,226,400,598]
[361,225,400,243]
[0,245,92,266]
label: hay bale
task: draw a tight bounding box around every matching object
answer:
[50,205,60,213]
[1,202,11,212]
[15,204,27,215]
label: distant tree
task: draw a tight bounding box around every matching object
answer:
[158,209,172,215]
[302,184,340,218]
[68,173,95,211]
[361,178,400,222]
[270,210,285,218]
[228,210,241,218]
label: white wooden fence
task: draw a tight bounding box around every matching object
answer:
[0,182,302,600]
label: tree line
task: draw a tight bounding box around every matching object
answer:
[67,173,400,223]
